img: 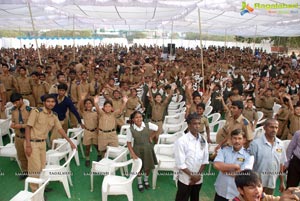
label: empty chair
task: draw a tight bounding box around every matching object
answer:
[157,131,184,144]
[273,103,281,117]
[0,133,21,170]
[23,99,30,107]
[153,144,176,189]
[101,158,142,201]
[5,105,14,119]
[203,105,213,116]
[41,149,76,198]
[207,113,221,124]
[0,118,11,146]
[67,128,85,165]
[10,178,50,201]
[167,107,186,116]
[118,124,130,146]
[282,140,291,151]
[163,121,187,134]
[90,146,128,192]
[257,111,266,126]
[163,112,185,125]
[46,140,71,165]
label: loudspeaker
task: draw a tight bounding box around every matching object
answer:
[167,43,175,55]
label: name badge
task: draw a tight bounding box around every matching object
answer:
[237,157,245,162]
[276,148,282,153]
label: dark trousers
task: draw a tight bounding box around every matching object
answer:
[175,181,202,201]
[287,155,300,188]
[214,193,229,201]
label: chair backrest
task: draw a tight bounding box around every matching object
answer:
[23,99,30,106]
[128,158,142,180]
[154,144,174,157]
[204,105,213,116]
[257,111,264,122]
[209,120,226,132]
[254,126,264,139]
[27,178,50,201]
[120,124,130,135]
[5,105,14,119]
[273,103,281,114]
[207,113,221,124]
[62,149,77,169]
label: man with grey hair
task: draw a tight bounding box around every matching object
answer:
[174,113,209,201]
[249,118,287,195]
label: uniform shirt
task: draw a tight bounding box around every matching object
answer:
[0,74,17,91]
[27,107,62,140]
[199,115,209,133]
[214,146,254,199]
[82,110,98,130]
[249,134,287,189]
[98,109,119,130]
[67,80,81,103]
[174,132,209,185]
[243,108,258,123]
[126,122,158,142]
[11,104,31,136]
[288,113,300,135]
[285,131,300,167]
[16,76,32,94]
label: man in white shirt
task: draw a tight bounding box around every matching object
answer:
[174,113,209,201]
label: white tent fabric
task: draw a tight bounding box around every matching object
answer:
[0,0,299,36]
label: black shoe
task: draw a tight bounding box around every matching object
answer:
[138,184,144,192]
[97,155,102,161]
[85,160,91,167]
[44,187,53,193]
[18,173,28,180]
[144,181,150,190]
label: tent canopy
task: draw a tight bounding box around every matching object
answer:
[0,0,299,36]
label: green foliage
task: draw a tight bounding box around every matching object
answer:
[185,32,235,41]
[0,30,27,37]
[234,36,269,43]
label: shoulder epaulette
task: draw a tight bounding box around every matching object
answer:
[34,107,43,112]
[53,111,58,116]
[25,106,32,112]
[243,118,249,126]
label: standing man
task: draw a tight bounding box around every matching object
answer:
[0,63,17,101]
[174,113,209,201]
[25,94,76,191]
[249,118,287,195]
[213,129,254,201]
[285,130,300,188]
[16,67,35,107]
[49,72,66,94]
[10,93,32,180]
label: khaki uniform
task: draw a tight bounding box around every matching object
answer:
[78,81,91,99]
[0,73,17,101]
[26,107,62,191]
[230,95,243,102]
[11,104,31,172]
[67,80,81,128]
[112,98,125,127]
[103,86,120,99]
[276,105,290,139]
[120,73,131,84]
[143,63,154,77]
[97,109,119,152]
[16,76,35,107]
[288,113,300,139]
[32,81,49,107]
[125,96,142,118]
[199,115,209,140]
[82,111,98,145]
[0,83,6,118]
[131,74,142,85]
[255,96,263,111]
[150,96,171,138]
[243,107,258,128]
[216,113,253,146]
[45,74,56,86]
[49,83,59,94]
[89,80,102,96]
[261,96,278,119]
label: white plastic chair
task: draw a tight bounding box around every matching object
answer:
[273,103,281,117]
[0,118,11,146]
[254,126,264,139]
[90,146,128,192]
[5,101,13,108]
[23,99,30,107]
[167,107,186,116]
[163,121,188,134]
[203,105,213,116]
[67,128,85,164]
[168,101,185,111]
[157,131,184,144]
[207,113,221,124]
[5,105,14,119]
[10,178,50,201]
[209,120,226,143]
[153,144,176,189]
[118,124,130,146]
[41,149,76,198]
[46,140,71,165]
[163,112,185,125]
[101,158,142,201]
[0,132,21,170]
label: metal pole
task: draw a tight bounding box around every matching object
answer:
[73,15,76,62]
[27,1,42,65]
[253,25,257,55]
[224,29,227,58]
[198,8,205,91]
[170,21,174,57]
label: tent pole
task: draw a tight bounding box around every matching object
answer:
[198,8,205,92]
[224,29,227,58]
[253,25,257,55]
[19,26,22,49]
[170,21,174,57]
[73,15,76,62]
[27,1,42,65]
